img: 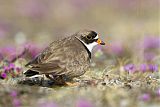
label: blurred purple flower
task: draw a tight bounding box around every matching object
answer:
[148,64,158,72]
[3,63,15,72]
[0,53,3,61]
[124,64,136,73]
[9,63,15,70]
[143,36,160,50]
[15,67,22,73]
[116,0,138,9]
[156,88,160,97]
[0,72,7,79]
[17,0,48,19]
[0,46,17,61]
[39,102,58,107]
[10,90,18,97]
[139,64,147,72]
[95,45,102,50]
[144,52,155,61]
[110,42,124,56]
[76,99,93,107]
[0,22,10,38]
[94,46,104,59]
[24,43,42,58]
[0,46,16,55]
[12,98,21,107]
[1,63,22,78]
[3,66,10,71]
[139,93,150,101]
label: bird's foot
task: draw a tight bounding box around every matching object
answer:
[65,82,79,87]
[45,74,79,86]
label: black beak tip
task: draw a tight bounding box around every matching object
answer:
[100,42,105,45]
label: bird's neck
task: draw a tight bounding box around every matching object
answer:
[75,37,97,53]
[84,42,98,52]
[75,36,98,60]
[75,37,91,59]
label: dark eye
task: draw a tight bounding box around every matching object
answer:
[86,35,92,40]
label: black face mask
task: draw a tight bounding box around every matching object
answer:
[81,31,98,44]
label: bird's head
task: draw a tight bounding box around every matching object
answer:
[75,29,105,52]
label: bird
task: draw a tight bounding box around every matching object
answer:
[24,29,105,85]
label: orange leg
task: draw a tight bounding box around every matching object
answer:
[45,74,79,86]
[45,74,66,85]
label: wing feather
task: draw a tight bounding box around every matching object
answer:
[25,39,67,74]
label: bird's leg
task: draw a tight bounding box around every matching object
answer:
[50,75,75,86]
[40,75,45,85]
[45,74,65,85]
[45,74,78,86]
[53,75,66,85]
[61,75,79,86]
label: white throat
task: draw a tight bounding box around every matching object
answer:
[76,35,99,53]
[83,41,98,52]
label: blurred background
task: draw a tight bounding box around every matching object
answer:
[0,0,159,45]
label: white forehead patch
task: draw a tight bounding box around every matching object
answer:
[94,35,99,39]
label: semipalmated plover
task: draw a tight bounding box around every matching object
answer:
[24,30,105,84]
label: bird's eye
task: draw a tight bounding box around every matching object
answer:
[86,35,92,40]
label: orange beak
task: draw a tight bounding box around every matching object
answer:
[96,38,105,45]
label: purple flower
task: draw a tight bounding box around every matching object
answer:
[139,93,150,101]
[0,46,17,61]
[116,0,138,9]
[3,63,15,72]
[15,67,22,73]
[110,42,124,55]
[10,90,18,97]
[143,36,160,50]
[139,64,147,72]
[148,64,158,72]
[144,52,155,61]
[12,98,21,107]
[24,43,42,58]
[156,88,160,97]
[17,0,48,19]
[0,46,16,54]
[0,53,3,61]
[3,66,10,71]
[9,63,15,70]
[76,99,93,107]
[124,64,136,73]
[0,72,7,79]
[0,22,11,38]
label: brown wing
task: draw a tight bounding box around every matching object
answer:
[25,37,69,75]
[26,35,90,76]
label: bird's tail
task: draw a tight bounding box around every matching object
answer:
[24,69,39,77]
